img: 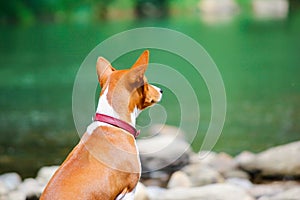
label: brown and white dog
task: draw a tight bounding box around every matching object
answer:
[40,50,162,200]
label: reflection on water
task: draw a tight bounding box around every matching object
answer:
[0,13,300,177]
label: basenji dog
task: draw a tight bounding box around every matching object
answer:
[40,50,162,200]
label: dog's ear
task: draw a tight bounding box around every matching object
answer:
[126,50,149,88]
[131,50,149,69]
[96,57,115,87]
[126,63,147,89]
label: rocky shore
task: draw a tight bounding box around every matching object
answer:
[0,125,299,200]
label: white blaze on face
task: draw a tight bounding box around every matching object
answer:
[151,85,162,102]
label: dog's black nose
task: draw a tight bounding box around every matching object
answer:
[160,89,163,94]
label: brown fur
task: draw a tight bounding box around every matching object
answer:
[40,50,161,200]
[40,127,139,200]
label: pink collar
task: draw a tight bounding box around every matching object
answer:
[93,113,140,138]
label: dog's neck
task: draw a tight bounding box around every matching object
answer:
[96,86,139,127]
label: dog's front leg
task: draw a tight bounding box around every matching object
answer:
[116,187,136,200]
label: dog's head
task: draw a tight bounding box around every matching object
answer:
[96,50,162,118]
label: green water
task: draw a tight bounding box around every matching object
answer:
[1,13,300,177]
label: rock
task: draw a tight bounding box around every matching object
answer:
[134,182,149,200]
[249,181,300,199]
[234,151,257,170]
[250,184,284,198]
[252,0,289,19]
[154,183,254,200]
[7,191,26,200]
[268,187,300,200]
[223,169,250,180]
[18,178,44,198]
[199,151,239,175]
[188,151,242,178]
[167,171,192,188]
[188,152,202,164]
[204,152,237,174]
[36,166,59,186]
[0,182,8,196]
[182,164,224,186]
[0,172,22,191]
[236,141,300,177]
[142,178,167,188]
[257,187,300,200]
[137,127,190,175]
[226,178,253,190]
[142,171,170,187]
[198,0,239,23]
[198,151,218,164]
[146,186,166,200]
[148,124,185,138]
[198,0,239,15]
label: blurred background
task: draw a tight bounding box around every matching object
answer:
[0,0,299,178]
